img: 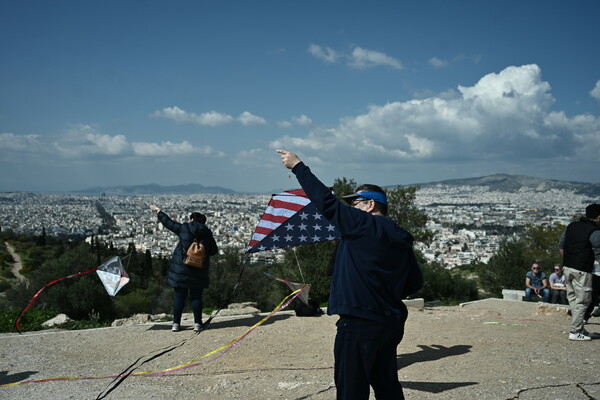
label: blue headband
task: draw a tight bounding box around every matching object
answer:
[344,191,388,206]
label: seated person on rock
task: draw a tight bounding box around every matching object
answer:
[549,264,568,305]
[525,262,550,302]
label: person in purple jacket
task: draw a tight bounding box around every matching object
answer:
[277,149,423,400]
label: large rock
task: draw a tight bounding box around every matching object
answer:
[212,302,261,316]
[534,302,570,316]
[403,298,425,310]
[42,313,72,328]
[111,313,151,327]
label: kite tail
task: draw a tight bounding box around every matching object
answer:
[14,267,98,334]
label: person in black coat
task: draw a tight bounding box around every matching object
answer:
[149,205,218,332]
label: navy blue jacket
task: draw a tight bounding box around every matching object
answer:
[292,162,423,329]
[157,211,218,289]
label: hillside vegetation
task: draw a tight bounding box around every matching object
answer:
[0,179,566,333]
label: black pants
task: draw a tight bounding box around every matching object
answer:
[334,316,404,400]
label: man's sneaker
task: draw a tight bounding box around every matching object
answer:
[582,329,600,339]
[172,323,180,332]
[592,306,600,318]
[194,323,202,332]
[569,331,591,341]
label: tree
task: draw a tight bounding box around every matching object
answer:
[478,237,529,296]
[204,248,281,311]
[278,241,337,304]
[332,177,357,200]
[6,242,117,321]
[36,226,47,246]
[386,186,434,245]
[417,261,478,304]
[476,223,566,297]
[521,223,564,269]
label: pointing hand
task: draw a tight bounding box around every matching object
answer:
[276,149,301,170]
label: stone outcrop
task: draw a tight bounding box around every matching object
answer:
[41,313,72,328]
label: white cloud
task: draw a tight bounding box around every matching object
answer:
[0,133,42,152]
[153,107,269,127]
[132,141,223,157]
[234,148,266,166]
[307,44,342,63]
[349,47,402,70]
[293,115,312,126]
[428,57,448,68]
[53,125,130,158]
[591,80,600,102]
[85,132,129,155]
[0,125,225,161]
[152,106,234,126]
[308,44,402,70]
[238,111,268,126]
[271,64,599,168]
[277,121,293,128]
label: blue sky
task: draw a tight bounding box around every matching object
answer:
[1,1,599,193]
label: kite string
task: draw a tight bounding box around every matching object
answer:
[14,267,98,334]
[95,261,248,398]
[291,247,306,284]
[1,286,307,390]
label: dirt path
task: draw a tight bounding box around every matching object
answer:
[4,241,27,284]
[0,299,599,400]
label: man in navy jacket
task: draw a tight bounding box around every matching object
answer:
[277,150,423,400]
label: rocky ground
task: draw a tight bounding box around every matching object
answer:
[1,299,599,400]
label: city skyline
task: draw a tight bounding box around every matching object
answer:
[1,1,600,194]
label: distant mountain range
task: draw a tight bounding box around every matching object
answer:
[411,174,600,196]
[69,174,600,197]
[72,183,236,195]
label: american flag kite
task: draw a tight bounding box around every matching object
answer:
[246,189,340,253]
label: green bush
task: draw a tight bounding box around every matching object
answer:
[0,279,12,292]
[204,247,281,312]
[114,289,153,317]
[0,308,59,333]
[416,261,479,305]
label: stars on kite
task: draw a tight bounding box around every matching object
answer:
[246,190,341,253]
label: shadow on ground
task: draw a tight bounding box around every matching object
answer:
[398,344,472,369]
[0,370,38,386]
[146,313,296,331]
[402,380,478,394]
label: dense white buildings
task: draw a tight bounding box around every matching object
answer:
[0,185,594,269]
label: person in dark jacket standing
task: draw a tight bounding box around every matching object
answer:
[559,203,600,341]
[149,205,218,332]
[277,149,423,400]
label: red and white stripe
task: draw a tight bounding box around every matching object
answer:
[246,189,310,250]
